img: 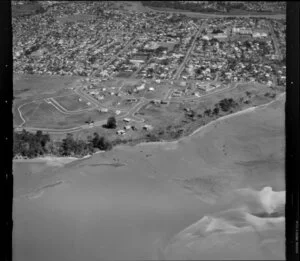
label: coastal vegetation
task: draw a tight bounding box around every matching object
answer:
[13,129,112,159]
[104,116,117,129]
[14,87,283,160]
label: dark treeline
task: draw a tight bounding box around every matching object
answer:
[13,130,113,159]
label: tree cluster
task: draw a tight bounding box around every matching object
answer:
[103,116,117,129]
[218,98,239,112]
[13,130,50,158]
[13,130,112,159]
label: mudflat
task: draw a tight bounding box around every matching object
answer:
[13,95,285,260]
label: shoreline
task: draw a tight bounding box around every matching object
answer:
[134,92,286,147]
[13,154,91,164]
[13,93,285,162]
[13,150,105,164]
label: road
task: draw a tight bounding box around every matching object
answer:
[171,82,238,102]
[47,98,96,114]
[17,96,148,134]
[17,101,32,127]
[172,21,205,80]
[92,36,137,77]
[16,81,240,134]
[267,20,282,60]
[144,5,285,19]
[17,78,282,135]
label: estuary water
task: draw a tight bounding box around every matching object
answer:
[13,95,285,260]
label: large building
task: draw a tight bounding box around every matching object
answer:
[129,54,148,65]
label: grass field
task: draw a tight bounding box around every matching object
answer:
[53,94,94,111]
[20,101,113,129]
[136,82,285,132]
[12,2,44,17]
[143,84,170,100]
[114,97,140,111]
[13,74,82,99]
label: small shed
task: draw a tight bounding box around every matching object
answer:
[123,118,131,123]
[116,130,126,135]
[143,125,153,131]
[99,108,108,113]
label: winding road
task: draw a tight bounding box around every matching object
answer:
[16,80,242,134]
[15,6,285,135]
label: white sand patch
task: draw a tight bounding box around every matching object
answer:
[164,186,285,259]
[235,187,285,214]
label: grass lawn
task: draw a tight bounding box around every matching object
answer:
[22,101,113,129]
[13,74,82,99]
[114,97,140,111]
[12,2,44,17]
[53,94,94,111]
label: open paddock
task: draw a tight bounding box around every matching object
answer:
[134,81,285,131]
[13,73,82,99]
[114,97,141,111]
[96,95,121,108]
[121,83,137,94]
[20,101,114,129]
[52,94,95,112]
[143,84,170,100]
[99,79,125,89]
[136,101,184,125]
[14,109,24,127]
[12,2,44,17]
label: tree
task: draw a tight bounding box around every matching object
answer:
[105,116,117,129]
[92,132,112,151]
[218,98,238,112]
[60,133,76,156]
[204,109,212,116]
[213,107,220,115]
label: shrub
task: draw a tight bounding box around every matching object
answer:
[104,116,117,129]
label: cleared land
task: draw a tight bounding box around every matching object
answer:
[13,74,81,99]
[21,101,111,129]
[53,94,94,111]
[12,2,44,17]
[136,82,284,138]
[114,98,141,111]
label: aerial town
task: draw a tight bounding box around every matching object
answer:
[11,2,288,261]
[13,0,286,157]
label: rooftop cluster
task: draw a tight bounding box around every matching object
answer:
[181,17,285,86]
[13,2,192,77]
[142,1,286,14]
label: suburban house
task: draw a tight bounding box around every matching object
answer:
[116,130,126,135]
[143,124,153,131]
[123,118,131,123]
